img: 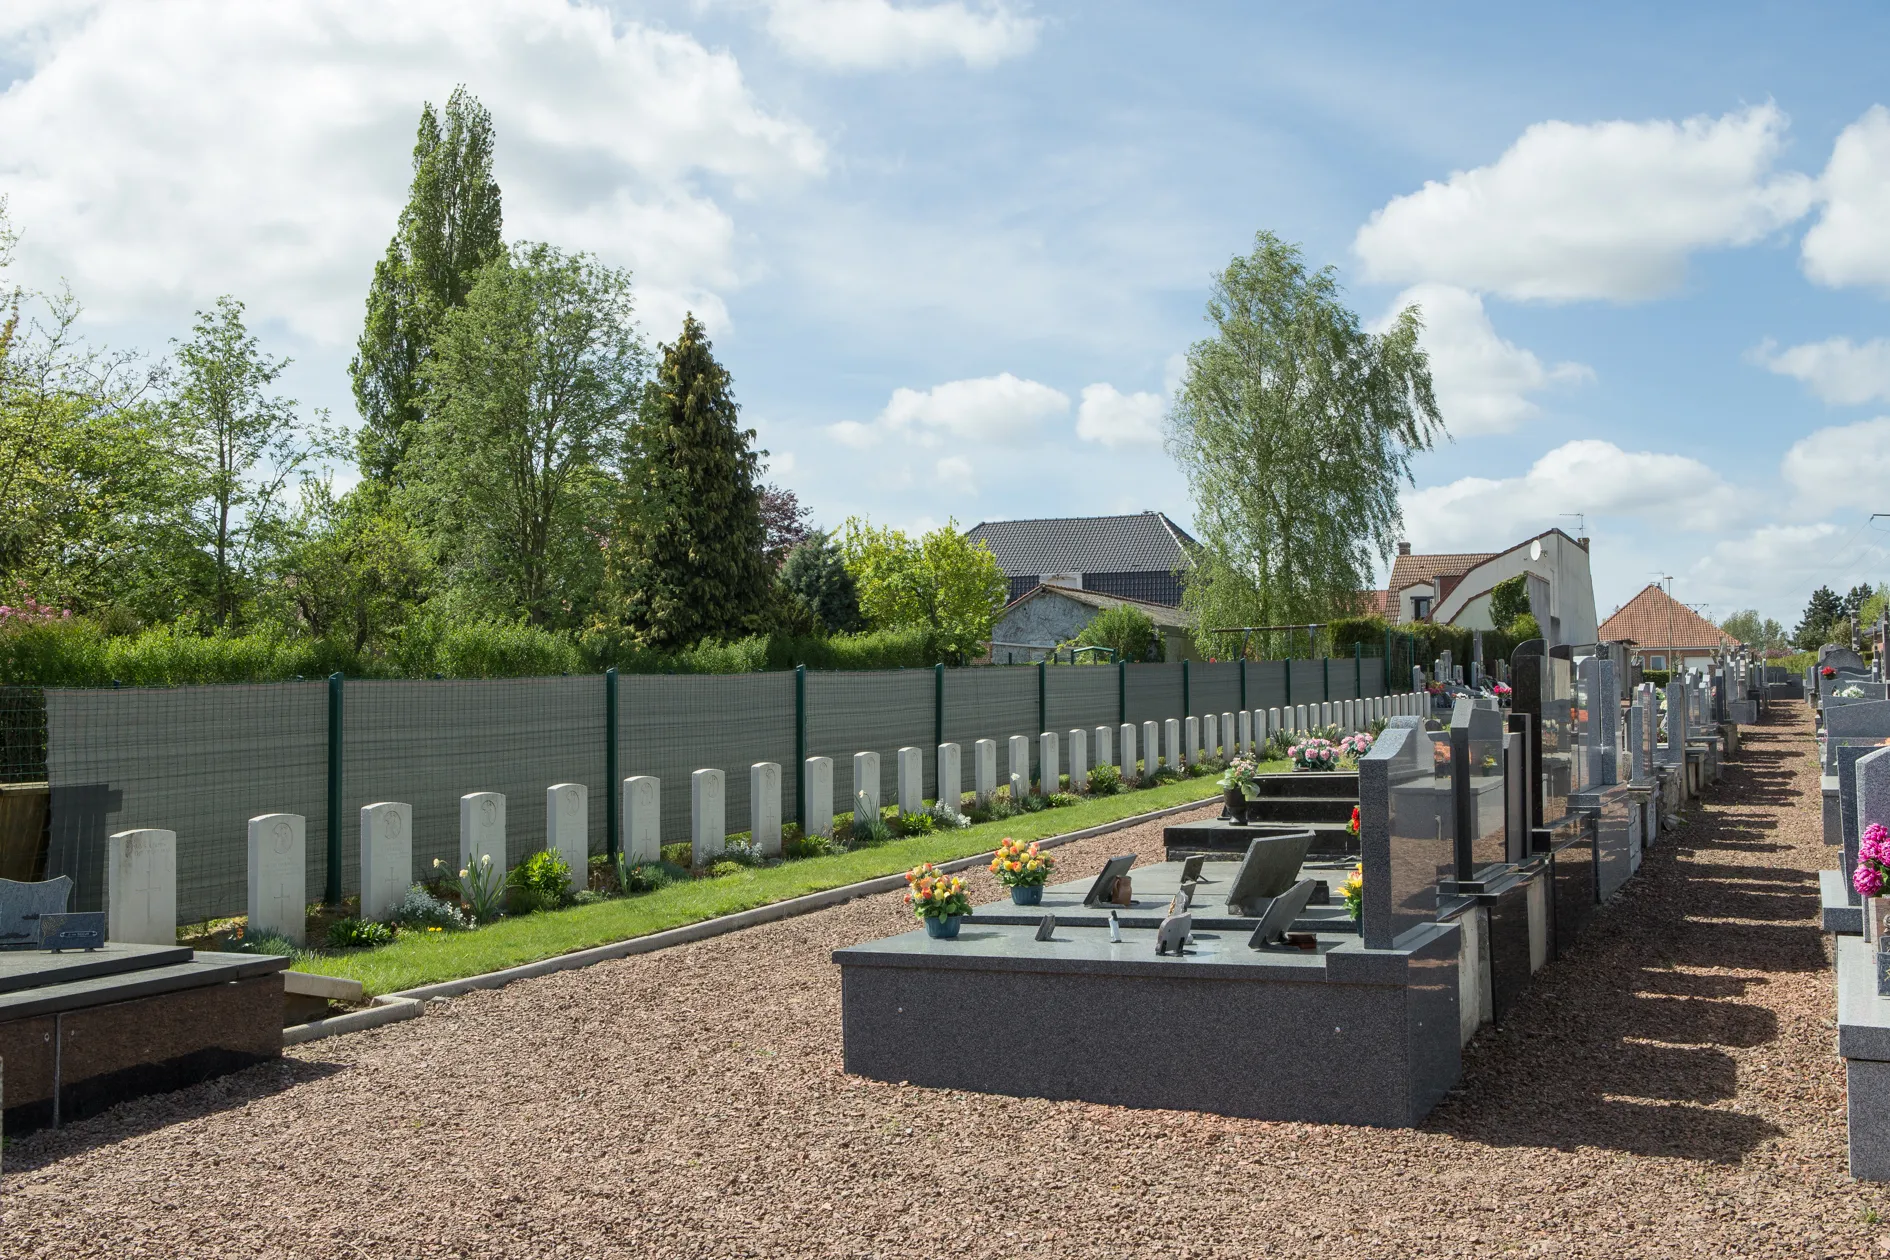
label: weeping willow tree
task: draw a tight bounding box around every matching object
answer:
[1166,232,1445,658]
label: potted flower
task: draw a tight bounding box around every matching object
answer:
[1288,737,1339,772]
[1340,863,1363,922]
[1824,665,1838,679]
[989,837,1057,905]
[1859,824,1890,942]
[1335,732,1373,768]
[1492,681,1512,704]
[1347,805,1360,838]
[905,862,973,938]
[1218,756,1262,823]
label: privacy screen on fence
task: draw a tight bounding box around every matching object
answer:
[40,656,1405,921]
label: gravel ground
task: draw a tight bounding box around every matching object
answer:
[3,700,1883,1258]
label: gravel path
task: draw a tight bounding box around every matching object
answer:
[3,701,1882,1258]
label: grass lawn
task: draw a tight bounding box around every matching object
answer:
[294,768,1280,996]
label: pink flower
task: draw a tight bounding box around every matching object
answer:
[1866,823,1888,849]
[1858,864,1885,899]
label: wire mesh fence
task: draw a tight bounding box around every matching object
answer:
[33,657,1417,922]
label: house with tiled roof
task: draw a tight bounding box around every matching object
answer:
[1368,530,1598,646]
[1599,585,1733,672]
[965,511,1196,606]
[987,585,1198,665]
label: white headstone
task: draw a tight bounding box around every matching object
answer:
[107,827,176,947]
[691,768,726,867]
[359,801,412,923]
[1117,722,1135,779]
[1268,707,1282,740]
[853,751,881,821]
[751,762,782,857]
[246,812,305,944]
[1296,704,1309,731]
[1237,710,1252,757]
[802,759,833,839]
[1008,735,1032,796]
[973,739,997,803]
[937,742,962,813]
[1142,721,1159,775]
[545,783,588,890]
[896,746,925,815]
[1164,718,1181,768]
[1067,728,1088,791]
[1222,713,1236,758]
[459,792,507,884]
[1039,731,1060,794]
[1093,724,1113,772]
[1184,715,1200,763]
[623,776,662,862]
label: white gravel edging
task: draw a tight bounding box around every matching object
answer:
[281,792,1217,1043]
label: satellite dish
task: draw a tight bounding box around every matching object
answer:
[1529,539,1543,562]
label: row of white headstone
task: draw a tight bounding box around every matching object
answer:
[98,691,1426,949]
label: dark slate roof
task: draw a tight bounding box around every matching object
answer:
[964,512,1196,578]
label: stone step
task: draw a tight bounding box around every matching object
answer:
[1248,773,1360,800]
[1240,797,1357,824]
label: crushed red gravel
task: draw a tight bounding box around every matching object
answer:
[3,700,1884,1258]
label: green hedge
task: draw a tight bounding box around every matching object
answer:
[0,618,948,686]
[1329,615,1529,676]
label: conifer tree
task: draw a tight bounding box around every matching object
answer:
[611,316,771,648]
[351,86,503,485]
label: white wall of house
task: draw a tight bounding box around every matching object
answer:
[1431,533,1597,646]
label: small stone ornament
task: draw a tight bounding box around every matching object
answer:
[1107,910,1122,943]
[1034,914,1057,942]
[1155,912,1191,956]
[39,911,106,952]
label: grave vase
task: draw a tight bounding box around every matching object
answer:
[1010,883,1044,906]
[923,914,962,940]
[1223,786,1250,825]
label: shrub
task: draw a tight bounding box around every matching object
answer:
[709,860,748,878]
[1045,792,1079,807]
[1070,602,1160,663]
[897,811,937,836]
[622,860,686,893]
[928,800,971,829]
[1087,762,1123,794]
[390,885,465,931]
[1146,764,1183,786]
[783,832,836,860]
[660,842,692,867]
[848,812,896,846]
[715,838,762,867]
[505,849,574,915]
[1186,759,1221,779]
[230,927,305,959]
[327,917,394,949]
[436,855,505,924]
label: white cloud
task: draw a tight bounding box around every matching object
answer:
[878,372,1068,445]
[826,419,881,448]
[1353,105,1814,302]
[753,0,1039,71]
[1074,382,1164,448]
[1781,415,1890,508]
[1402,439,1735,552]
[1803,105,1890,291]
[1750,336,1890,406]
[935,455,977,492]
[1380,284,1590,435]
[0,1,825,345]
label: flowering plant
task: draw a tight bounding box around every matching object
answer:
[1347,805,1360,837]
[0,592,71,626]
[904,862,972,919]
[1217,755,1262,793]
[1336,732,1373,759]
[1857,823,1890,898]
[1492,682,1512,698]
[1837,684,1865,699]
[989,838,1055,887]
[1288,738,1340,771]
[1824,666,1838,679]
[1425,681,1446,695]
[1340,863,1363,921]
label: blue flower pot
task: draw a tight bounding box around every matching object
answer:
[1010,884,1044,906]
[923,915,962,939]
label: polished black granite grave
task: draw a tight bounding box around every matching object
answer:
[834,908,1460,1127]
[964,856,1353,933]
[0,943,287,1135]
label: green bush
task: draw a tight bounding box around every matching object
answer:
[783,832,836,860]
[708,860,747,878]
[847,813,896,846]
[389,885,465,930]
[897,811,936,836]
[504,849,573,915]
[621,860,687,893]
[327,917,395,949]
[1641,669,1671,688]
[1045,792,1078,807]
[660,842,692,867]
[1087,762,1122,794]
[1067,603,1160,663]
[1015,791,1048,813]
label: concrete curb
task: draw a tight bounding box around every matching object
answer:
[282,793,1217,1041]
[281,995,422,1045]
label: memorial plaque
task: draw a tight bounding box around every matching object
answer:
[1034,914,1057,942]
[39,911,105,952]
[1247,879,1319,947]
[1155,913,1191,956]
[1082,855,1138,907]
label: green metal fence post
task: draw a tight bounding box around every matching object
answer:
[1383,629,1392,693]
[1117,659,1127,724]
[934,662,944,748]
[1037,659,1047,734]
[1354,642,1362,699]
[1181,659,1191,719]
[605,667,619,861]
[1239,659,1247,710]
[1284,654,1292,709]
[1323,656,1330,702]
[794,664,807,828]
[325,671,343,906]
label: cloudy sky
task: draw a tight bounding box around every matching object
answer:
[5,1,1890,627]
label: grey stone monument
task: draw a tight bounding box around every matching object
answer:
[0,876,74,950]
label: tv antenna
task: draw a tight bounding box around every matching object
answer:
[1560,513,1586,534]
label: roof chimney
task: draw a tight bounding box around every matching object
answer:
[1577,536,1590,551]
[1397,540,1411,556]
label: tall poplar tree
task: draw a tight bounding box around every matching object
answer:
[610,316,771,649]
[1166,232,1445,653]
[351,86,503,486]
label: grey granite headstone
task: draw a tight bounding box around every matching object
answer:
[1826,701,1890,772]
[1358,721,1451,949]
[1854,746,1890,909]
[1450,699,1508,876]
[1581,655,1618,788]
[0,876,73,950]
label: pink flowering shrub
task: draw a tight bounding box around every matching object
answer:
[1856,822,1890,898]
[0,592,71,627]
[1336,732,1373,759]
[1289,738,1340,772]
